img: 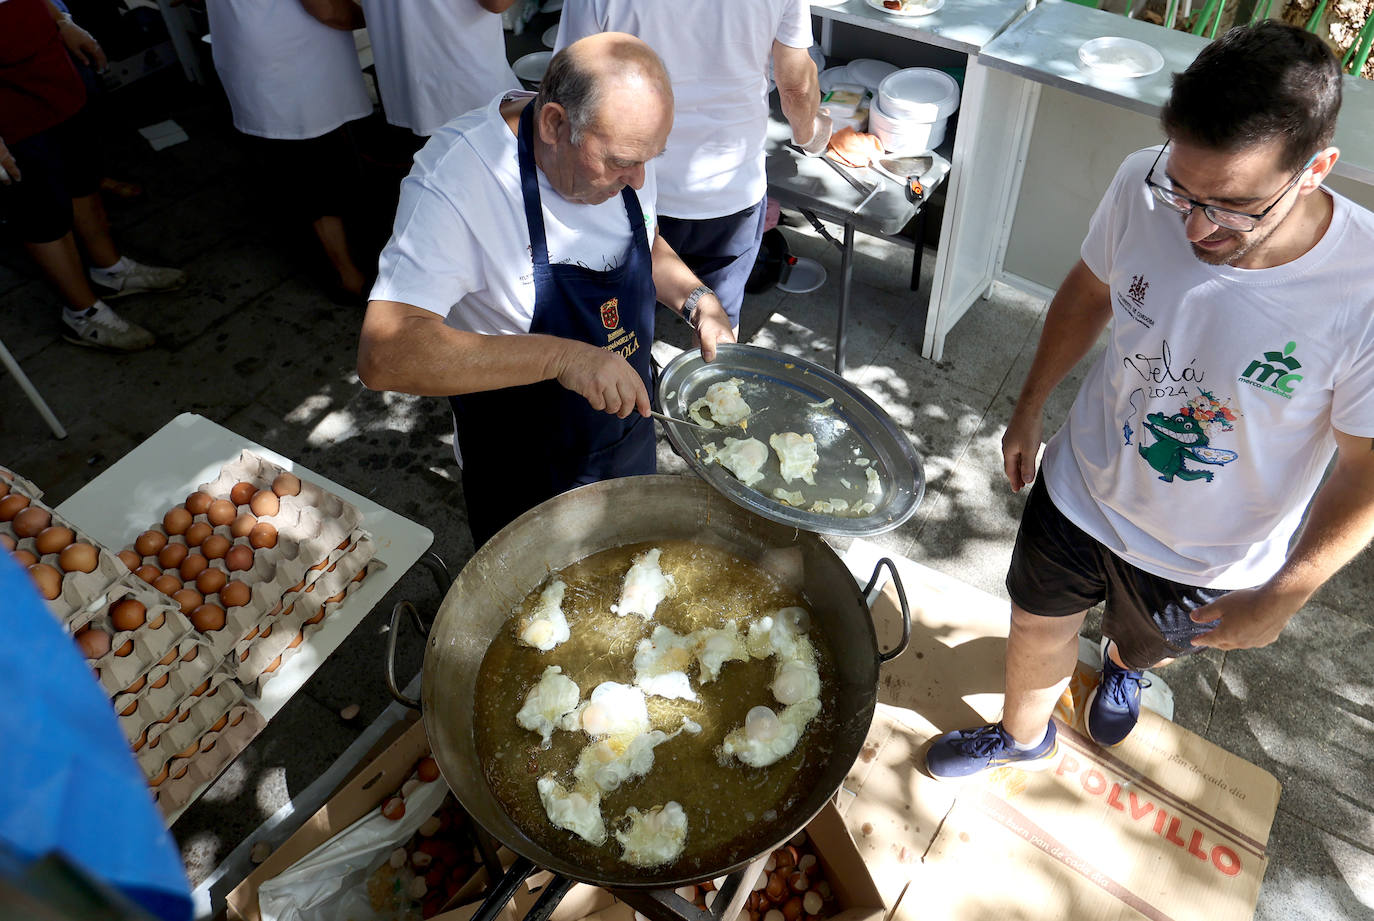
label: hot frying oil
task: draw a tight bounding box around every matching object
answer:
[473,540,837,875]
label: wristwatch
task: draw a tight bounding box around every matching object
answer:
[680,285,714,328]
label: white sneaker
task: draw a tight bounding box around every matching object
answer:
[89,258,187,299]
[62,303,156,352]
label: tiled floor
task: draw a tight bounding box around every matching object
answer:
[2,54,1370,921]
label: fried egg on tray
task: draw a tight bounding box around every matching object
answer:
[688,377,752,428]
[516,665,582,748]
[537,776,606,845]
[633,625,698,700]
[769,432,819,485]
[518,579,571,651]
[772,487,806,507]
[616,801,689,867]
[705,437,769,487]
[612,548,674,618]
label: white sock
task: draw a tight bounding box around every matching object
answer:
[1008,725,1048,750]
[91,256,132,278]
[64,300,106,321]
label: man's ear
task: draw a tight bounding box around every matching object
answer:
[536,102,568,147]
[1303,146,1340,192]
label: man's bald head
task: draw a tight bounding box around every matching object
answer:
[534,32,673,145]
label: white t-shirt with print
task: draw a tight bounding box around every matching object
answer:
[555,0,812,220]
[370,92,658,335]
[1042,147,1374,589]
[358,0,520,137]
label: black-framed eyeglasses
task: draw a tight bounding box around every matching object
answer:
[1144,142,1318,232]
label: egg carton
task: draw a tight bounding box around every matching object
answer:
[0,465,43,501]
[113,635,218,746]
[67,578,195,700]
[152,701,266,818]
[236,543,383,690]
[201,450,364,532]
[1,497,129,624]
[136,667,244,778]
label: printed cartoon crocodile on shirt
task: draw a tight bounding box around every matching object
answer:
[1139,412,1222,482]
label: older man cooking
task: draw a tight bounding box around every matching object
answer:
[358,33,734,547]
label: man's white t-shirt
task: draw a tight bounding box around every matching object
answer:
[369,92,658,335]
[555,0,812,220]
[1042,147,1374,589]
[206,0,371,140]
[358,0,520,137]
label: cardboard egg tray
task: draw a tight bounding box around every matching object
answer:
[67,578,196,703]
[1,488,130,624]
[0,465,43,501]
[114,635,218,747]
[233,535,384,690]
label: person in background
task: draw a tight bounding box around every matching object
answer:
[0,0,186,352]
[358,0,520,141]
[0,547,193,921]
[205,0,374,300]
[924,22,1374,780]
[556,0,828,331]
[357,34,734,548]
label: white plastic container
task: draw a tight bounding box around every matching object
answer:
[872,67,960,153]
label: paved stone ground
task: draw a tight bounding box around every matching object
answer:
[1,32,1369,921]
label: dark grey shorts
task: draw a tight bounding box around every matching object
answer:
[1005,476,1230,669]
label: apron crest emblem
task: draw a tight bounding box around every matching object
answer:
[600,298,620,330]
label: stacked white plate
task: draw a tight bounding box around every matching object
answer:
[870,67,960,154]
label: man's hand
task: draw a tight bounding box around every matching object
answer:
[58,19,106,71]
[691,294,735,362]
[554,341,651,419]
[0,137,19,184]
[1001,404,1043,492]
[1188,586,1304,651]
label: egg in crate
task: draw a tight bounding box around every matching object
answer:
[135,530,167,557]
[207,499,236,527]
[171,588,202,615]
[272,472,301,497]
[184,521,213,547]
[110,599,147,632]
[0,493,31,521]
[158,542,188,569]
[34,525,74,555]
[75,627,111,658]
[12,506,52,539]
[28,563,63,600]
[185,491,213,515]
[230,481,257,506]
[163,506,192,536]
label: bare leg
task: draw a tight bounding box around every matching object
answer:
[72,193,121,269]
[24,233,99,310]
[1106,640,1172,671]
[1001,603,1088,744]
[312,215,366,296]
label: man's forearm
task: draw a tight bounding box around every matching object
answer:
[650,234,707,320]
[1014,259,1113,414]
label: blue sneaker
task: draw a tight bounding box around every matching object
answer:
[1085,640,1151,747]
[924,721,1058,781]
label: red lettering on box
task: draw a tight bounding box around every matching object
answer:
[1056,754,1080,777]
[1212,846,1242,877]
[1128,792,1155,821]
[1187,829,1209,860]
[1082,769,1108,796]
[1153,809,1168,835]
[1107,783,1126,811]
[1166,817,1187,848]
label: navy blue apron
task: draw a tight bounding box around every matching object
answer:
[450,102,657,547]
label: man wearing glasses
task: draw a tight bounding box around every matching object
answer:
[926,21,1374,778]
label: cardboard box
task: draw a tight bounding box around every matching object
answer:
[843,562,1280,921]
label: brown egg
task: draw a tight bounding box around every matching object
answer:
[0,481,8,499]
[153,573,182,596]
[158,646,180,666]
[336,538,350,552]
[34,525,75,555]
[0,533,13,552]
[135,564,161,585]
[210,714,229,733]
[245,522,278,553]
[150,671,169,689]
[201,534,230,560]
[259,625,273,639]
[195,566,227,596]
[117,548,142,571]
[12,506,52,539]
[272,472,302,497]
[124,674,146,695]
[230,512,257,539]
[304,607,327,626]
[249,489,280,517]
[132,728,148,752]
[110,598,147,632]
[176,739,200,759]
[149,762,169,788]
[0,493,31,521]
[324,589,348,605]
[230,481,258,506]
[171,588,202,615]
[191,678,211,696]
[12,549,38,567]
[190,603,226,632]
[244,626,260,641]
[207,499,236,526]
[114,639,134,657]
[28,563,62,600]
[148,610,166,630]
[134,529,167,557]
[263,654,283,674]
[231,711,245,727]
[287,630,304,649]
[185,491,213,515]
[163,506,192,536]
[179,552,209,581]
[352,566,368,583]
[58,542,98,573]
[182,645,199,662]
[75,626,111,659]
[225,544,254,572]
[157,542,188,569]
[120,698,138,717]
[184,521,213,547]
[220,580,251,608]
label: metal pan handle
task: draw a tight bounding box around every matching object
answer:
[385,600,428,709]
[863,557,911,663]
[467,856,537,921]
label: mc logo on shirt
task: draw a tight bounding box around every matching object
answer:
[1237,340,1303,399]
